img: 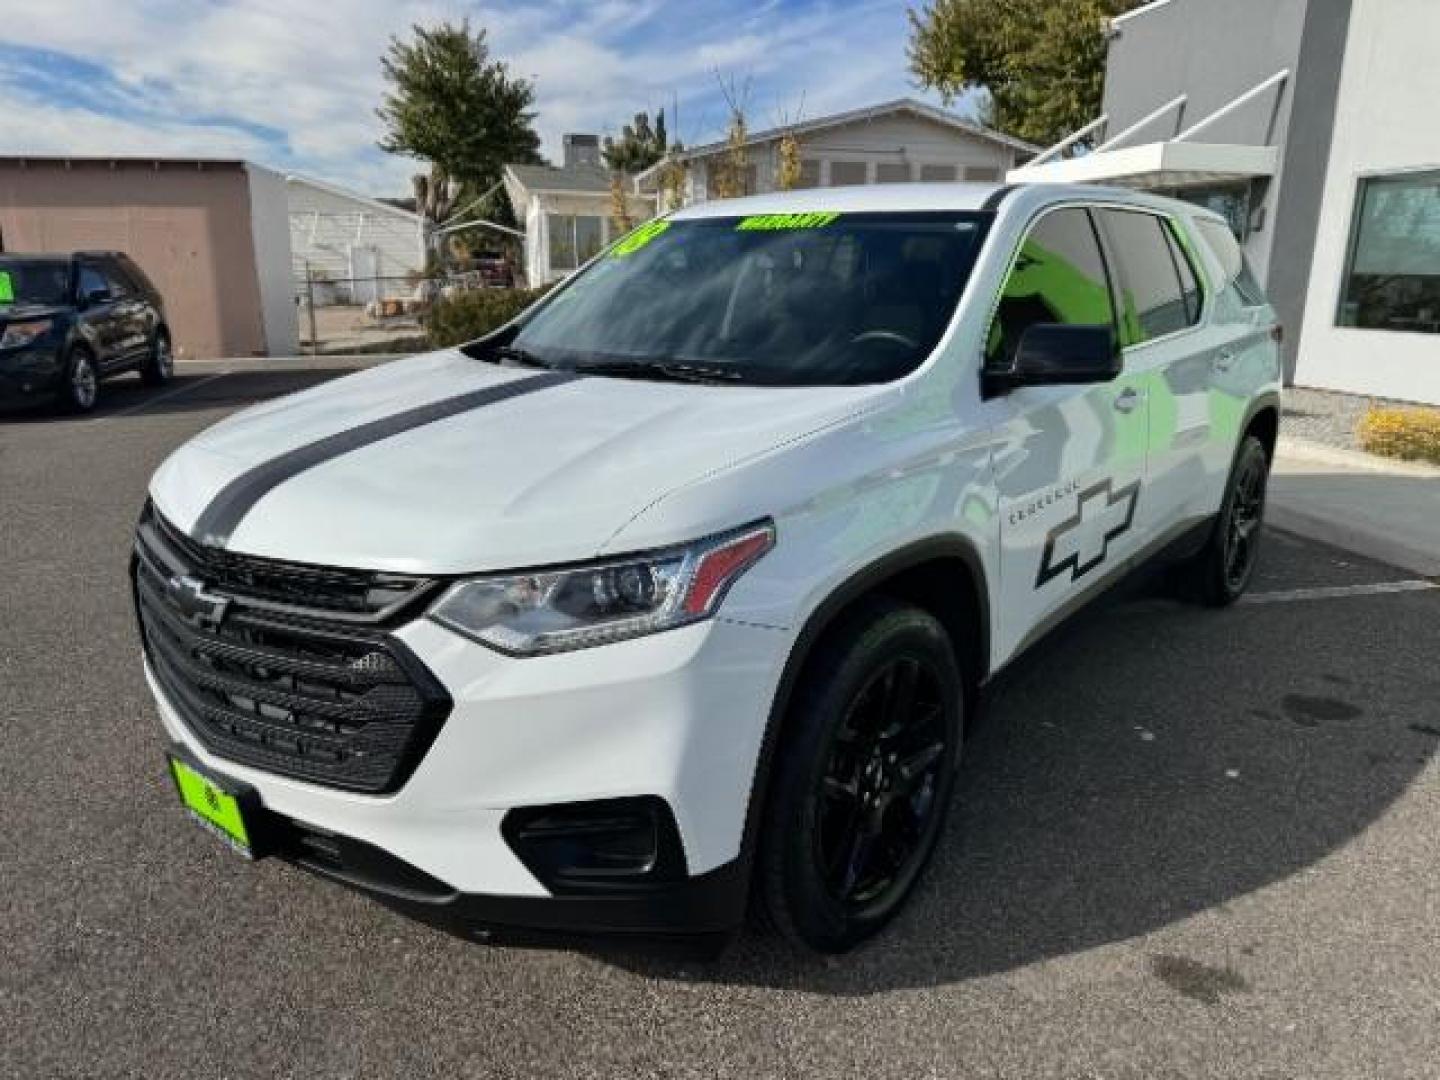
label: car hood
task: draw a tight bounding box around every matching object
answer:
[150,349,883,573]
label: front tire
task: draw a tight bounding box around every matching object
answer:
[1192,434,1270,606]
[141,330,173,387]
[756,598,964,953]
[59,347,99,413]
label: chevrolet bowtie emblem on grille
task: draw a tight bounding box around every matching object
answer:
[166,574,231,629]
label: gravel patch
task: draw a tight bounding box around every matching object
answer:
[1281,386,1421,451]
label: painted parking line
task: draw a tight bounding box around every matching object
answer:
[1240,580,1438,605]
[98,371,233,420]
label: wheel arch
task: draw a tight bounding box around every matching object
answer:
[736,533,992,879]
[1240,391,1281,461]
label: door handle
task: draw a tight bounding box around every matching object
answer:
[1213,350,1237,372]
[1113,387,1142,414]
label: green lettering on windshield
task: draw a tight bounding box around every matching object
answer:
[736,212,841,232]
[0,271,12,303]
[610,220,671,258]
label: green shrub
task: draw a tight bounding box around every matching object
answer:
[1356,407,1440,465]
[424,286,552,349]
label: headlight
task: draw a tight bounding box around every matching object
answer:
[429,521,775,655]
[0,319,55,349]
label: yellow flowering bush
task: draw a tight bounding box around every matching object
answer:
[1356,406,1440,465]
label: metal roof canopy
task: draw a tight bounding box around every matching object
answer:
[1008,140,1278,189]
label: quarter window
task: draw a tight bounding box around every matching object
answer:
[1337,169,1440,333]
[985,208,1115,370]
[1099,209,1194,343]
[1194,218,1266,307]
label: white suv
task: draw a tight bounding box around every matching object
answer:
[136,184,1280,953]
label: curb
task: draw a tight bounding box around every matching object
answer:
[1267,503,1440,579]
[1275,435,1440,478]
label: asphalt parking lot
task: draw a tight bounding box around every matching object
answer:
[4,366,1440,1079]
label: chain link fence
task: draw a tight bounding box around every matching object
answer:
[294,263,517,356]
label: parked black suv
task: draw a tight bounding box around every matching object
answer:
[0,251,172,413]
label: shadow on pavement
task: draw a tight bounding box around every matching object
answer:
[0,368,354,423]
[607,555,1438,994]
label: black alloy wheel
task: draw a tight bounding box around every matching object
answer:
[817,655,948,911]
[757,598,964,952]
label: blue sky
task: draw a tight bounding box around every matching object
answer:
[0,0,977,197]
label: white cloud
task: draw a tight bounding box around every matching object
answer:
[0,0,956,195]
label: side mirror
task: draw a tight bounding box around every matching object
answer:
[984,323,1120,394]
[82,287,111,308]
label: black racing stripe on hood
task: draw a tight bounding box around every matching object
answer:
[191,370,581,548]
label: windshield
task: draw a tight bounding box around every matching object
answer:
[508,211,992,386]
[0,260,70,307]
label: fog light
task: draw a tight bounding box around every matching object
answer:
[502,796,687,894]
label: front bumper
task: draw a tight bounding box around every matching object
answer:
[148,612,788,939]
[0,344,63,408]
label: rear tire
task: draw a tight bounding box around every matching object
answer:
[59,347,99,414]
[141,330,173,387]
[756,597,964,953]
[1191,434,1270,606]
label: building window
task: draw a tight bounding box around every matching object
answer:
[1338,170,1440,334]
[1171,183,1252,241]
[919,164,956,182]
[548,214,606,273]
[829,161,867,186]
[796,160,821,188]
[876,162,912,183]
[962,166,1001,183]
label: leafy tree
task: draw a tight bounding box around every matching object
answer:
[603,111,670,174]
[908,0,1147,148]
[378,20,542,193]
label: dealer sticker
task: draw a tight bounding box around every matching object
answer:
[736,212,841,232]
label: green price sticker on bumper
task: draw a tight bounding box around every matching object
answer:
[0,271,12,303]
[736,212,840,232]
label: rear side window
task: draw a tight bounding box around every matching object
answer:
[985,207,1115,370]
[1162,222,1203,324]
[1194,218,1266,307]
[1098,209,1196,343]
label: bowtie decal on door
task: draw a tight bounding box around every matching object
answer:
[1035,478,1141,589]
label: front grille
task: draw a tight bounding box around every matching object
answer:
[133,504,452,794]
[149,509,433,621]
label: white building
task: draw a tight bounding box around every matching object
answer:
[503,134,656,288]
[502,104,1033,289]
[1013,0,1440,406]
[287,174,426,306]
[636,98,1035,207]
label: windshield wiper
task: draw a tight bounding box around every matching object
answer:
[491,344,556,370]
[570,359,744,385]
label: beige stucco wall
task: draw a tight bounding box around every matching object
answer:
[0,160,271,358]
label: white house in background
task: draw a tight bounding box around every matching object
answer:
[287,174,426,306]
[634,98,1036,207]
[503,134,656,288]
